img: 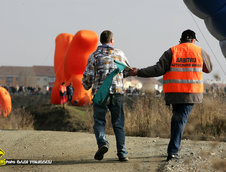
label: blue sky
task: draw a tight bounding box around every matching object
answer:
[0,0,226,81]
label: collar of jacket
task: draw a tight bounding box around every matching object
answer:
[98,44,114,49]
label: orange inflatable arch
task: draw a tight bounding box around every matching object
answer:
[51,30,98,106]
[51,33,73,105]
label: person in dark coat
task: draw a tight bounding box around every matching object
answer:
[66,82,74,105]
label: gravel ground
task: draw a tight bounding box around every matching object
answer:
[0,130,225,172]
[163,139,226,172]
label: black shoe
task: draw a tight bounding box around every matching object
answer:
[94,144,109,160]
[119,157,129,162]
[167,154,180,161]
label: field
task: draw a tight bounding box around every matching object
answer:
[0,93,226,171]
[1,93,225,141]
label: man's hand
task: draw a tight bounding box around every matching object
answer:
[129,68,138,76]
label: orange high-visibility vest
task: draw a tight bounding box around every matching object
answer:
[163,43,203,93]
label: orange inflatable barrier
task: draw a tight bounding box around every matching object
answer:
[54,33,73,82]
[64,30,99,77]
[51,82,62,105]
[0,87,12,117]
[51,30,98,105]
[51,33,73,105]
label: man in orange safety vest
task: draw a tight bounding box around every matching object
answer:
[129,29,212,161]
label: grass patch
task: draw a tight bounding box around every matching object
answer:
[1,93,225,141]
[0,108,33,130]
[25,104,92,132]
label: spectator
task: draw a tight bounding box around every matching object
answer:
[66,82,74,105]
[60,82,67,107]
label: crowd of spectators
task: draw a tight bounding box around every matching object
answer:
[0,85,52,95]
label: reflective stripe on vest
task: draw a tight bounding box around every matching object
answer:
[169,68,202,72]
[163,79,203,84]
[163,43,204,93]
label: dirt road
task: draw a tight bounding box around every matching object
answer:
[0,130,225,172]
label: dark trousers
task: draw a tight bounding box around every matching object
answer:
[93,94,128,158]
[67,94,73,102]
[167,104,194,155]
